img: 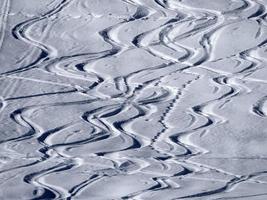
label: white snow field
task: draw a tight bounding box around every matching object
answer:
[1,0,267,199]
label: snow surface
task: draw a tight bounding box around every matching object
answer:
[1,0,267,199]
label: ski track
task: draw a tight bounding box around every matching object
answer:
[1,0,267,199]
